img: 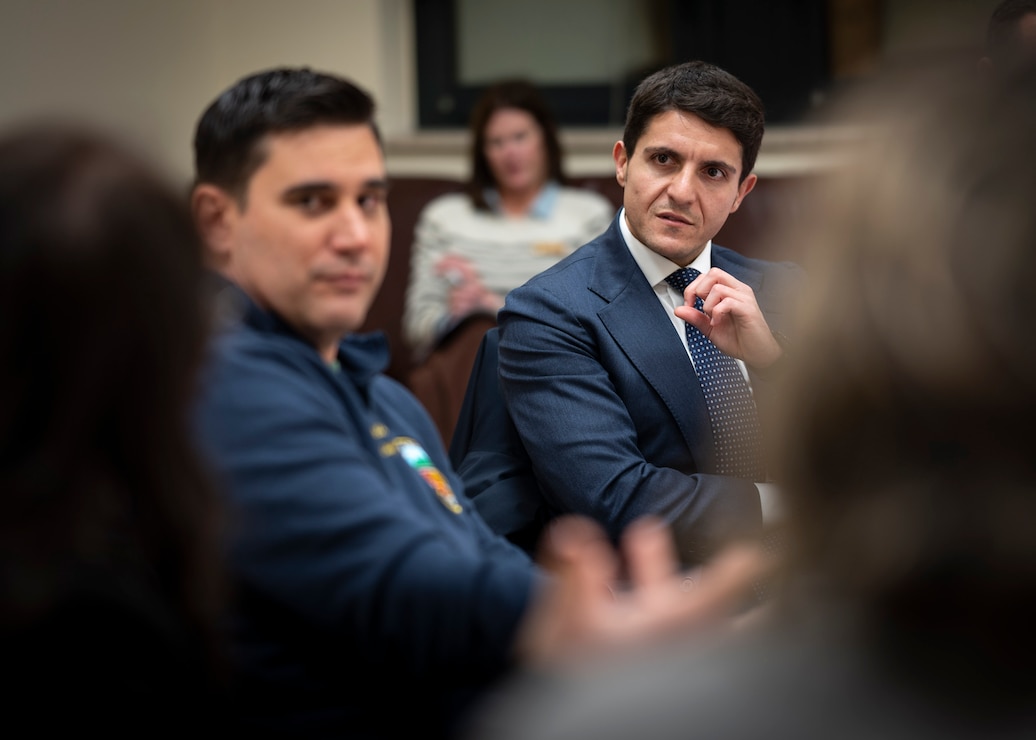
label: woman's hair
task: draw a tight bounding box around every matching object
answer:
[467,79,565,211]
[0,126,222,653]
[774,60,1036,703]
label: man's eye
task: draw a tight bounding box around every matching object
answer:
[655,153,671,164]
[359,192,387,214]
[294,194,333,213]
[705,167,725,179]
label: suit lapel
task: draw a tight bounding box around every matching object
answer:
[590,225,716,466]
[711,245,763,293]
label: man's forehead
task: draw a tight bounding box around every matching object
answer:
[254,124,385,181]
[640,110,742,159]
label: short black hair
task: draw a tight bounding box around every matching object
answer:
[193,67,380,201]
[622,61,765,182]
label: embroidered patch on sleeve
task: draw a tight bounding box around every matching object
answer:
[380,435,463,514]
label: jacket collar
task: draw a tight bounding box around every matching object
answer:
[215,277,390,387]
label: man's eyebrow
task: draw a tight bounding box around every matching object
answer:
[281,178,390,198]
[642,145,678,159]
[282,181,336,198]
[641,147,738,174]
[702,158,737,174]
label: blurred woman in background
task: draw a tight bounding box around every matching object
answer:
[403,80,615,443]
[403,79,615,360]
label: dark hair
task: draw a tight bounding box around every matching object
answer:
[0,126,223,691]
[193,67,380,201]
[987,0,1036,67]
[468,79,565,211]
[622,61,764,182]
[776,65,1036,706]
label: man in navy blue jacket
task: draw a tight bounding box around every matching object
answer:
[190,68,535,738]
[189,67,763,739]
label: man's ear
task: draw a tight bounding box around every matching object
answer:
[731,173,757,213]
[191,183,238,264]
[612,141,628,188]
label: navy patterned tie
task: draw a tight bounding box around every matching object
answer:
[665,267,765,480]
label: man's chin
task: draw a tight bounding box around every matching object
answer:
[646,236,705,264]
[304,305,373,342]
[332,313,370,337]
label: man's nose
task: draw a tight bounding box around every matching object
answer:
[667,167,698,205]
[329,203,370,251]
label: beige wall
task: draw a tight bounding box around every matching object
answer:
[0,0,414,182]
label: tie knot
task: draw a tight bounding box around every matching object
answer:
[664,267,701,291]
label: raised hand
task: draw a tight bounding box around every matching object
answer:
[514,515,770,666]
[674,268,782,368]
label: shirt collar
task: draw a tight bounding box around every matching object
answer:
[617,207,713,287]
[483,180,560,219]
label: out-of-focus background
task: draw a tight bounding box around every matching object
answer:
[0,0,1003,393]
[0,0,1002,181]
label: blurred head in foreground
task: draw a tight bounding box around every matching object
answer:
[777,61,1036,705]
[982,0,1036,75]
[0,125,222,719]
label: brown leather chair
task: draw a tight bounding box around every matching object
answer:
[407,314,498,447]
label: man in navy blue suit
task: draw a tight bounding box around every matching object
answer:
[491,61,803,566]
